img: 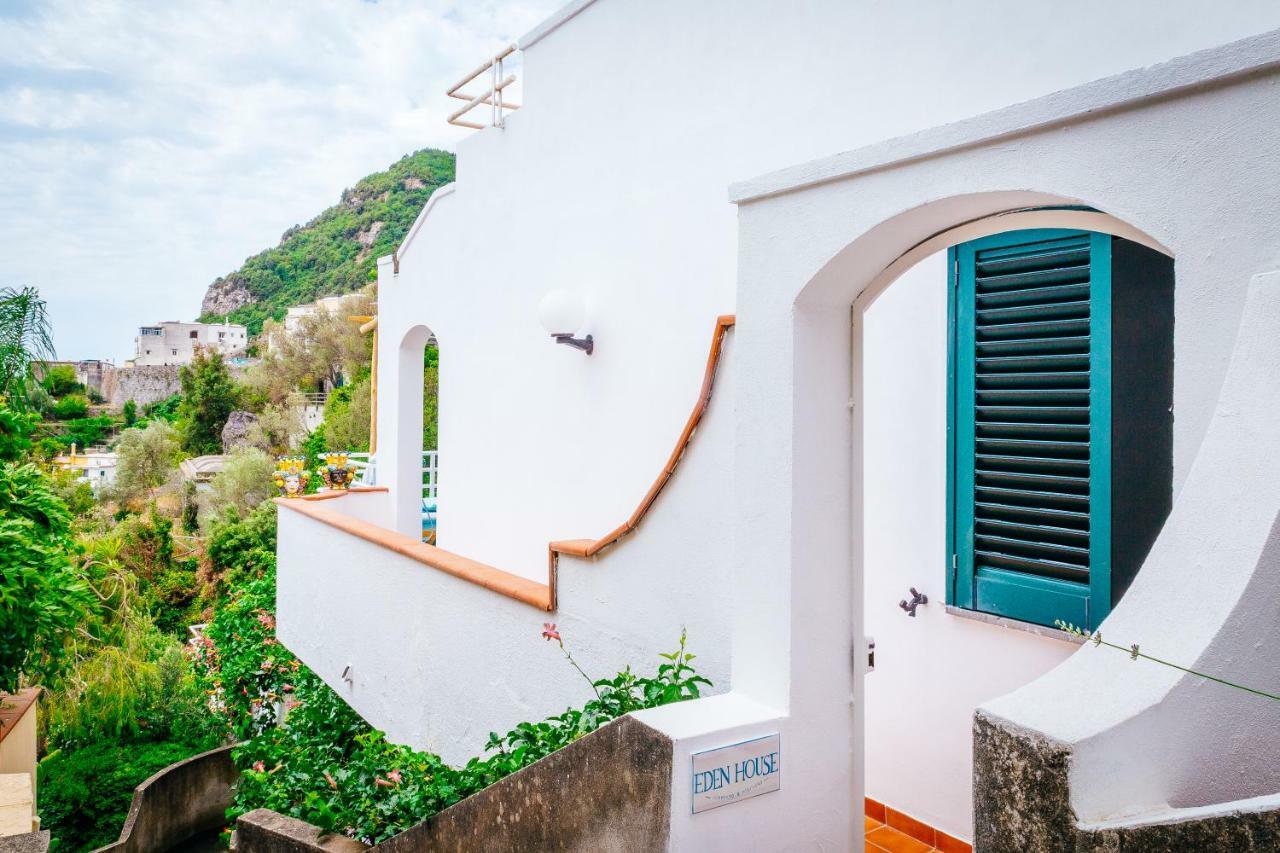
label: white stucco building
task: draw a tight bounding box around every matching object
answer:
[131,320,247,366]
[273,3,1280,850]
[52,445,117,492]
[280,295,351,339]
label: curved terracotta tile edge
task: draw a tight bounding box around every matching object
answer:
[275,496,553,611]
[293,485,389,502]
[547,314,736,574]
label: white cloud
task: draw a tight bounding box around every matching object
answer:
[0,0,561,361]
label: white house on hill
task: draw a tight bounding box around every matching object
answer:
[274,3,1280,850]
[131,320,247,366]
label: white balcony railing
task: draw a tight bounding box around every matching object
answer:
[347,451,437,501]
[446,44,519,129]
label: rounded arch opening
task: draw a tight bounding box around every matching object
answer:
[845,199,1174,845]
[391,323,440,540]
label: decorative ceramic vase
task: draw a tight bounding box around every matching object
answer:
[318,452,355,491]
[273,456,311,498]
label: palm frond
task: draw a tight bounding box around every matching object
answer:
[0,286,57,409]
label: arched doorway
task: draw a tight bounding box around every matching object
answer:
[852,213,1174,848]
[392,324,439,539]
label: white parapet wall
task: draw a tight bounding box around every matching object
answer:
[276,341,736,764]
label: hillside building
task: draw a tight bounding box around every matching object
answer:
[268,3,1280,850]
[52,445,118,492]
[131,320,247,366]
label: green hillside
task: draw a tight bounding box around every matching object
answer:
[199,148,455,335]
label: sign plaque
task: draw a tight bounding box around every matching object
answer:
[691,734,780,814]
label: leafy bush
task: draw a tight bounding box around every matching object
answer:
[113,511,204,635]
[44,616,220,753]
[47,469,95,518]
[322,376,371,453]
[0,461,93,691]
[39,739,203,852]
[111,420,179,505]
[142,393,181,423]
[193,571,710,845]
[122,399,137,427]
[40,365,82,398]
[207,501,276,586]
[51,394,89,420]
[200,447,274,528]
[37,416,118,456]
[0,396,37,461]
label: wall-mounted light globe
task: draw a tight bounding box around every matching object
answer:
[538,290,594,354]
[538,289,586,336]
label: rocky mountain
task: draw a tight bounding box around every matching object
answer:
[199,148,455,334]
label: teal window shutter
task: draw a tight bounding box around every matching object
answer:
[948,230,1112,631]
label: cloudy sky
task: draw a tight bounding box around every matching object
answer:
[0,0,560,362]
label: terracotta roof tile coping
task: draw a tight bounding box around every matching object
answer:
[293,485,388,502]
[548,314,735,566]
[275,495,553,611]
[0,688,40,745]
[275,314,734,613]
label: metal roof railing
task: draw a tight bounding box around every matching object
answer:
[447,43,520,129]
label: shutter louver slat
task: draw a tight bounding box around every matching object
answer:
[951,230,1104,627]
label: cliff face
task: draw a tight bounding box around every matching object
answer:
[198,148,455,334]
[201,276,253,317]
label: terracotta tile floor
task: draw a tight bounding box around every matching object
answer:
[865,815,938,853]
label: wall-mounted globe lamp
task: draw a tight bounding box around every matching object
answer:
[538,290,594,355]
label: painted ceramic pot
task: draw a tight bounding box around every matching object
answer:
[318,453,355,491]
[274,456,311,498]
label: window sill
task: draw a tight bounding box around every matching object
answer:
[944,605,1085,645]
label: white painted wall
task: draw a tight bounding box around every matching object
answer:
[274,1,1280,847]
[860,253,1076,840]
[726,38,1280,849]
[278,341,736,763]
[377,0,1280,583]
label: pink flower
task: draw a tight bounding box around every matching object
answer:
[387,769,403,784]
[324,771,338,790]
[252,761,265,773]
[282,683,294,693]
[375,776,393,788]
[542,622,561,642]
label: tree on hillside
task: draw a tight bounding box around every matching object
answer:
[41,364,82,397]
[178,347,237,454]
[112,421,180,505]
[247,290,374,406]
[200,447,274,529]
[0,459,92,692]
[322,377,371,452]
[0,397,37,461]
[0,285,56,411]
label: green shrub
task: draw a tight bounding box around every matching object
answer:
[51,394,89,420]
[142,394,181,423]
[39,416,117,454]
[122,399,137,427]
[39,739,202,852]
[44,616,220,753]
[0,462,92,692]
[207,501,277,587]
[40,365,81,398]
[0,397,37,461]
[200,448,273,528]
[194,570,711,845]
